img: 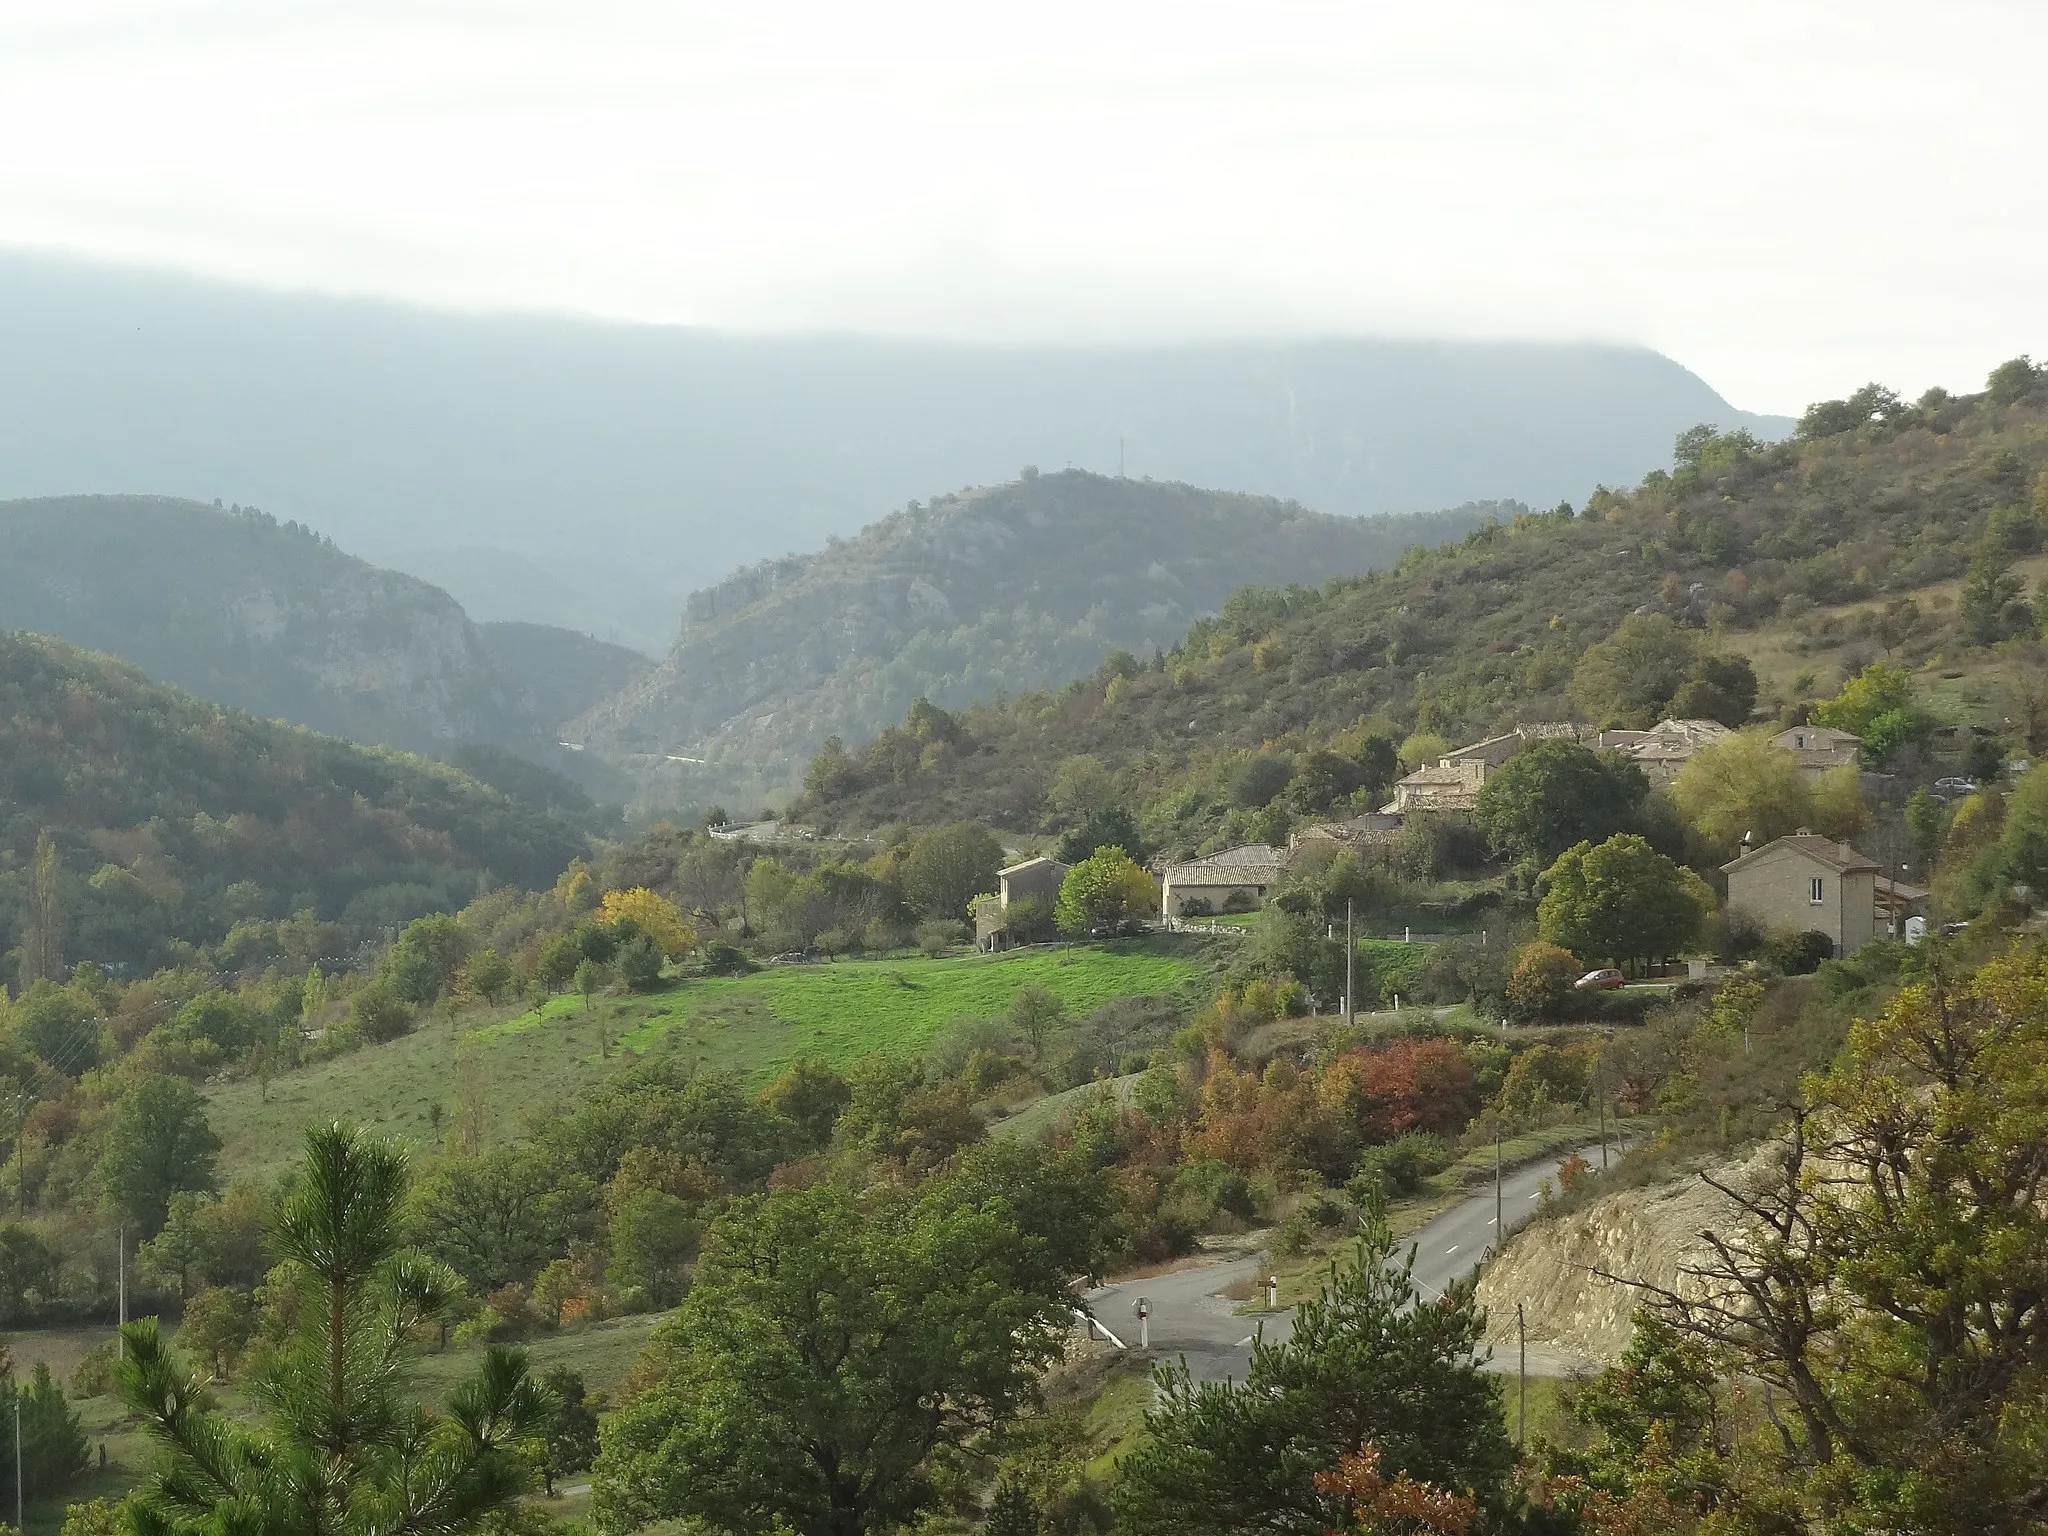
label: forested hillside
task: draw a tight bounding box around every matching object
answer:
[0,634,589,976]
[477,621,653,730]
[0,496,604,768]
[574,475,1515,804]
[795,361,2048,849]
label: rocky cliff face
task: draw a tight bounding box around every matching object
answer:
[0,495,547,757]
[573,472,1511,799]
[1475,1151,1771,1366]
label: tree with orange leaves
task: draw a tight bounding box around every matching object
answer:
[1314,1441,1478,1535]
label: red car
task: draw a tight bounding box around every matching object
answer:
[1574,968,1626,991]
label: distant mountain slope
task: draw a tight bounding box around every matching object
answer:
[0,254,1790,648]
[790,368,2048,846]
[572,473,1515,801]
[0,495,553,760]
[0,633,589,973]
[477,621,654,730]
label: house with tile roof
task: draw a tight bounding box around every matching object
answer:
[1773,724,1862,777]
[1595,717,1731,783]
[972,855,1069,950]
[1159,844,1287,917]
[1384,723,1580,813]
[1721,832,1920,956]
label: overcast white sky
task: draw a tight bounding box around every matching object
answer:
[3,0,2042,415]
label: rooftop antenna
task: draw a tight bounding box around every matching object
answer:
[1119,436,1126,478]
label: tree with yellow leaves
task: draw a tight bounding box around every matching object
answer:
[599,888,697,958]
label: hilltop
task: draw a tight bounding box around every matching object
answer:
[793,363,2048,846]
[0,633,590,975]
[0,253,1789,645]
[0,494,639,782]
[572,474,1515,804]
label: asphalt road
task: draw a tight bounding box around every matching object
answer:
[1082,1140,1613,1383]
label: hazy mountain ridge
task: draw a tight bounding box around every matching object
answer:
[0,254,1790,647]
[0,497,631,782]
[476,622,653,731]
[572,473,1518,801]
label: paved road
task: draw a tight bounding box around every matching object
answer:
[1083,1141,1613,1383]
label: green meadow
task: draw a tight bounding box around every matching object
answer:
[209,941,1217,1179]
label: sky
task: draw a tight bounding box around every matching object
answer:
[2,0,2043,416]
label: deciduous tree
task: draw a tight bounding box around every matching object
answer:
[96,1074,221,1235]
[1055,848,1158,935]
[1538,835,1710,971]
[594,1177,1074,1536]
[1475,741,1646,867]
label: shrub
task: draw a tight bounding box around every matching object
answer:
[1761,928,1835,976]
[348,983,413,1044]
[616,935,664,990]
[916,920,967,956]
[1346,1132,1451,1201]
[701,942,758,976]
[1504,941,1579,1021]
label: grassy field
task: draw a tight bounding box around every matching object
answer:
[210,940,1218,1180]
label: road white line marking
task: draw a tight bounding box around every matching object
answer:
[1237,1335,1255,1346]
[1528,1192,1540,1199]
[1487,1217,1496,1225]
[1446,1245,1459,1254]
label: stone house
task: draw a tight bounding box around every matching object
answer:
[1773,725,1862,777]
[972,855,1069,951]
[1384,723,1579,814]
[1594,718,1731,783]
[1721,833,1880,956]
[1159,844,1287,917]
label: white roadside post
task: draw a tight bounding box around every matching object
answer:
[1134,1296,1150,1351]
[1267,1275,1278,1310]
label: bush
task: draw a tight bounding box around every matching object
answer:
[1177,896,1214,917]
[1761,928,1835,976]
[1504,941,1579,1021]
[1346,1132,1451,1201]
[1220,889,1258,914]
[348,983,413,1044]
[916,920,967,956]
[701,942,758,976]
[616,934,664,990]
[1272,1199,1341,1258]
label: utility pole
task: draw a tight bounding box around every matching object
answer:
[1598,1061,1609,1171]
[1516,1303,1527,1451]
[13,1392,20,1533]
[117,1222,127,1359]
[1344,899,1355,1031]
[1494,1127,1503,1236]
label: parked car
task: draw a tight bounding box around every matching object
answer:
[1574,968,1626,991]
[1933,776,1979,800]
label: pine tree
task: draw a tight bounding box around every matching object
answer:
[984,1477,1041,1536]
[118,1124,552,1535]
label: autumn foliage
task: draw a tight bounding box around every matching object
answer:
[1314,1442,1478,1535]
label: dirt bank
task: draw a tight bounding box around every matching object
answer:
[1475,1150,1769,1367]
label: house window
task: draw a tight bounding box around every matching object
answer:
[1810,877,1825,904]
[1795,733,1807,749]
